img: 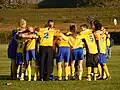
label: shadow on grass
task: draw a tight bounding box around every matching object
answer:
[0,75,11,80]
[0,75,88,81]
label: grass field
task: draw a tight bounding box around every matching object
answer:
[0,7,120,32]
[0,44,120,90]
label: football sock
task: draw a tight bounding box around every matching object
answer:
[65,66,69,80]
[58,68,62,80]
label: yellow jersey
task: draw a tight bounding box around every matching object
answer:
[106,37,110,47]
[81,31,98,54]
[56,36,70,47]
[96,33,107,54]
[17,39,26,53]
[61,34,83,49]
[68,35,83,49]
[37,27,60,46]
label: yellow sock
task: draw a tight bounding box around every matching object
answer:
[28,65,31,81]
[58,68,62,80]
[87,67,91,81]
[94,67,98,81]
[71,63,75,76]
[98,64,102,77]
[34,66,38,81]
[65,66,69,80]
[17,65,20,78]
[103,64,110,77]
[25,68,28,76]
[78,68,83,80]
[103,71,107,79]
[20,73,24,81]
[68,66,71,76]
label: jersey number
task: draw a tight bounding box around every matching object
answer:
[44,32,48,39]
[90,36,94,42]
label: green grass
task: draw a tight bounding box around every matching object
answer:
[0,7,120,31]
[0,44,120,90]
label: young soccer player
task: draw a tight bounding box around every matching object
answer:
[94,23,111,80]
[80,24,98,81]
[56,33,70,81]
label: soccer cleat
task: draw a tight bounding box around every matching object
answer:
[94,77,97,81]
[58,77,62,81]
[71,76,76,80]
[28,78,31,81]
[49,75,55,81]
[34,76,37,81]
[104,76,111,80]
[78,76,82,81]
[65,76,69,81]
[40,78,43,81]
[20,77,24,81]
[96,76,102,80]
[87,78,91,82]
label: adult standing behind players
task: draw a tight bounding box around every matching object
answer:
[37,20,60,81]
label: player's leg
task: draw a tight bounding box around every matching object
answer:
[16,53,24,80]
[86,53,92,81]
[64,47,70,81]
[102,54,111,79]
[71,49,77,80]
[31,49,38,81]
[56,47,63,81]
[24,50,31,81]
[77,48,84,80]
[93,54,98,81]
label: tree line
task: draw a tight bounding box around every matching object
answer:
[0,0,120,8]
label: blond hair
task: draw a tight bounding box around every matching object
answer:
[19,19,26,28]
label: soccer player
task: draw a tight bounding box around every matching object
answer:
[37,20,60,81]
[23,27,38,81]
[80,24,98,81]
[56,33,70,81]
[94,23,111,80]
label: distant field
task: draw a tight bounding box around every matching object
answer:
[0,7,120,32]
[0,44,120,90]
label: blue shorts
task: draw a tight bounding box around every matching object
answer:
[16,53,23,65]
[26,49,36,61]
[56,46,70,62]
[98,53,106,64]
[72,47,83,61]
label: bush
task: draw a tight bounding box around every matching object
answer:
[0,31,11,44]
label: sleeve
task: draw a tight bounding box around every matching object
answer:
[60,33,69,41]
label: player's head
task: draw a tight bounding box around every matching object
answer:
[93,20,100,26]
[69,24,77,34]
[47,20,54,28]
[19,19,26,28]
[80,24,88,31]
[94,23,102,31]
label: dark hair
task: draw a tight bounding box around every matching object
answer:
[94,23,102,31]
[93,20,100,25]
[80,24,88,29]
[70,24,77,33]
[47,20,54,23]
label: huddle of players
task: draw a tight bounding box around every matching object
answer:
[8,19,111,81]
